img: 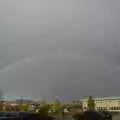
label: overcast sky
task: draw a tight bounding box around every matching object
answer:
[0,0,120,101]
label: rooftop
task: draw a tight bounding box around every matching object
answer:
[80,96,120,101]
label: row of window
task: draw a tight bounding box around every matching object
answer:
[96,107,107,110]
[109,107,120,110]
[84,107,120,110]
[96,107,120,110]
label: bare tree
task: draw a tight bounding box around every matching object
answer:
[87,96,95,111]
[0,88,4,111]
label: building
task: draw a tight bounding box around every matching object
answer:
[81,96,120,112]
[3,100,38,106]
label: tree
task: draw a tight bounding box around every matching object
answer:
[40,100,47,107]
[0,101,4,111]
[71,100,83,110]
[39,104,50,116]
[0,88,4,111]
[54,96,61,110]
[21,104,29,112]
[72,100,76,104]
[76,100,80,104]
[87,96,95,111]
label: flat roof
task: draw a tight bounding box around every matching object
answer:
[80,96,120,101]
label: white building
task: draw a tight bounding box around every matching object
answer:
[81,96,120,112]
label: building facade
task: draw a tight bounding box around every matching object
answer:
[81,96,120,112]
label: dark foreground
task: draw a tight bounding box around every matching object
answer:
[59,115,120,120]
[0,112,56,120]
[0,111,118,120]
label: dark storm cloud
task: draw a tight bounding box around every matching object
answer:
[0,0,120,101]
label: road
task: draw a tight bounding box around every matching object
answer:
[113,115,120,120]
[58,116,73,120]
[58,115,120,120]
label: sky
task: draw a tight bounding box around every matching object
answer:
[0,0,120,102]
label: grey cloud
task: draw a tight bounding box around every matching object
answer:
[0,0,120,101]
